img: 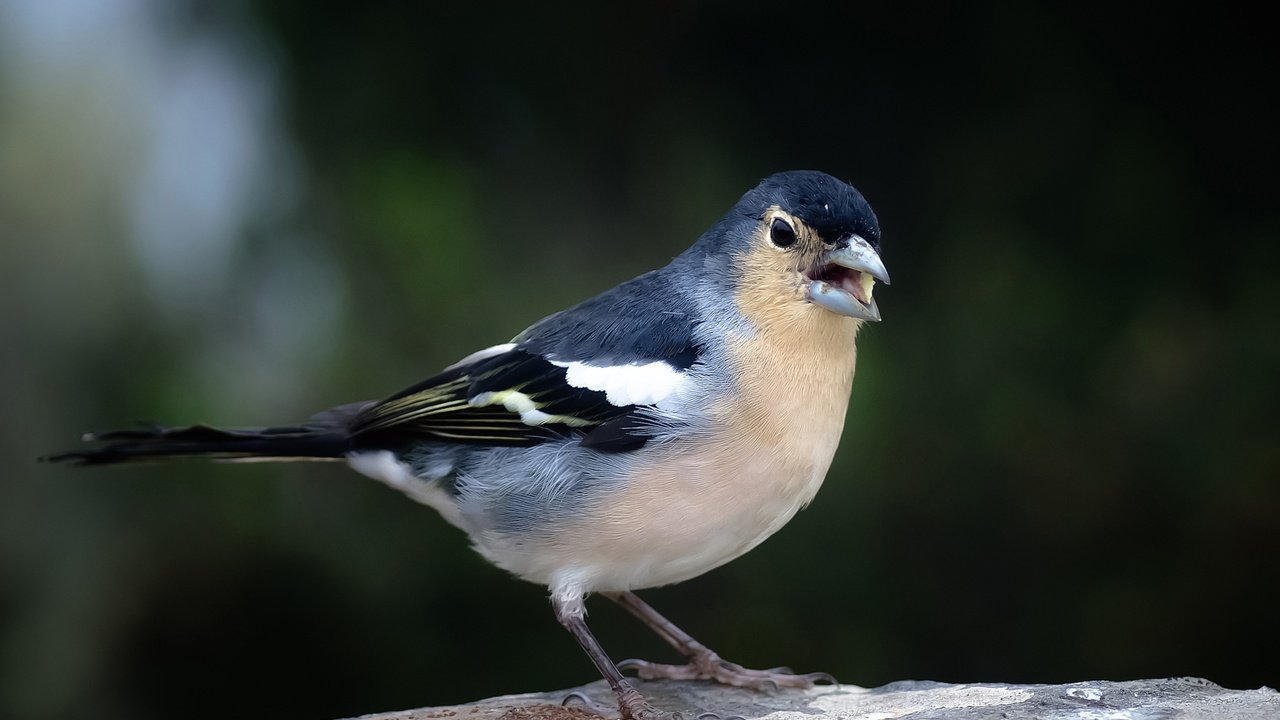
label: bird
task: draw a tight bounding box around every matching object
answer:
[46,170,889,720]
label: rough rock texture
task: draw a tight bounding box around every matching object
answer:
[349,677,1278,720]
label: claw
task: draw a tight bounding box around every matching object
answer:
[563,690,626,719]
[804,671,839,685]
[617,658,646,673]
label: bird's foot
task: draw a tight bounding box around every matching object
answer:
[617,651,836,693]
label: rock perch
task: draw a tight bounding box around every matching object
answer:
[347,677,1278,720]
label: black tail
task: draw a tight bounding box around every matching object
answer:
[42,424,351,466]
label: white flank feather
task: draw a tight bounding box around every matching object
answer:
[347,451,465,528]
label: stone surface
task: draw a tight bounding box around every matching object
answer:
[348,677,1279,720]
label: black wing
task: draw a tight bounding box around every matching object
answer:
[351,269,703,453]
[349,348,623,447]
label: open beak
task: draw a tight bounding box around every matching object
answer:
[804,234,890,321]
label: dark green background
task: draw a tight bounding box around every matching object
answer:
[4,3,1277,719]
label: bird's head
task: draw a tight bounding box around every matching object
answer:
[687,170,889,324]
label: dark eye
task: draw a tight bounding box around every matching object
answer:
[770,217,797,247]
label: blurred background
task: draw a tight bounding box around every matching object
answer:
[3,1,1277,718]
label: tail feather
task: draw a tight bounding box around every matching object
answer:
[43,423,351,466]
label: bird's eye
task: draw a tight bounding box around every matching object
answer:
[770,218,797,247]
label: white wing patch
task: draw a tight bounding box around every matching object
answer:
[550,359,687,407]
[444,342,516,371]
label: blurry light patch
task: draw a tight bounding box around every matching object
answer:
[0,0,342,414]
[122,26,297,319]
[0,0,148,74]
[128,39,270,307]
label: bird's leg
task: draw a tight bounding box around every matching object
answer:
[554,595,676,720]
[603,591,836,692]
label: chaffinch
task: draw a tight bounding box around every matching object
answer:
[49,170,889,720]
